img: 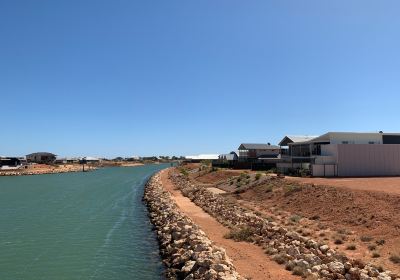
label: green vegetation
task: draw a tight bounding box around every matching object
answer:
[179,168,188,177]
[289,214,302,223]
[283,184,301,196]
[272,253,286,264]
[255,173,262,180]
[224,226,255,242]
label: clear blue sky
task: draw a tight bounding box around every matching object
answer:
[1,1,399,157]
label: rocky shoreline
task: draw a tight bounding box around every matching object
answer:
[143,172,244,280]
[0,168,96,176]
[169,171,400,280]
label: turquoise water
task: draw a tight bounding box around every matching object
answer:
[0,165,167,280]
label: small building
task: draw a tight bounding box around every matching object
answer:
[218,151,239,162]
[237,143,280,162]
[0,157,22,170]
[185,154,219,163]
[80,157,100,164]
[26,152,56,164]
[55,157,80,164]
[278,132,400,177]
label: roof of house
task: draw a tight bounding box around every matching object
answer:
[278,136,318,146]
[185,154,220,160]
[238,143,280,150]
[26,152,56,157]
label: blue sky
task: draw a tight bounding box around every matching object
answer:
[1,1,399,157]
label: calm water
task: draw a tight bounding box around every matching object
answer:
[0,165,167,280]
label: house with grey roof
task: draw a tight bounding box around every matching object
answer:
[26,152,56,164]
[237,143,280,162]
[277,132,400,177]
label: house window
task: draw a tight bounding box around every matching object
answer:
[368,141,375,144]
[342,141,349,144]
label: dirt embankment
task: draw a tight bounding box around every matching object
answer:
[237,177,400,274]
[0,164,95,176]
[160,169,297,280]
[171,168,399,279]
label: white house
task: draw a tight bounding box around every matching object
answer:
[278,132,400,177]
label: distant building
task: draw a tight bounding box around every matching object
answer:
[237,143,280,162]
[80,157,100,163]
[218,151,239,162]
[0,157,22,170]
[26,152,56,164]
[55,157,80,164]
[185,154,219,163]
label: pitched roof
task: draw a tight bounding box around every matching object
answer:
[26,152,56,157]
[238,143,280,150]
[278,136,318,146]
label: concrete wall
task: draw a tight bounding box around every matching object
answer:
[337,144,400,177]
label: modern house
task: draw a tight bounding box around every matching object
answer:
[0,157,22,170]
[26,152,56,164]
[277,132,400,177]
[237,143,280,162]
[185,154,220,163]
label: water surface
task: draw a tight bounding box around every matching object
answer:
[0,165,167,280]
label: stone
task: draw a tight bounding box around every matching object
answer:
[328,261,345,274]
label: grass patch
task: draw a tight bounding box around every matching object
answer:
[255,173,262,180]
[289,214,302,223]
[368,245,376,251]
[334,239,344,245]
[272,253,286,265]
[346,244,357,250]
[360,236,373,242]
[389,255,400,264]
[283,185,302,196]
[292,266,305,276]
[224,226,255,242]
[372,252,380,258]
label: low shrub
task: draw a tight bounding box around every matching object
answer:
[224,226,255,242]
[368,245,376,251]
[346,244,357,250]
[376,239,385,246]
[360,236,373,242]
[389,255,400,264]
[290,214,302,223]
[255,173,262,180]
[284,185,301,196]
[334,239,344,245]
[272,253,286,264]
[292,266,305,276]
[372,252,381,258]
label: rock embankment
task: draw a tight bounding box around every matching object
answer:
[0,167,96,176]
[143,173,244,280]
[170,172,400,280]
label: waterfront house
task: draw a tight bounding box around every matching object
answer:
[185,154,219,163]
[237,143,280,162]
[26,152,56,164]
[0,157,22,170]
[277,132,400,177]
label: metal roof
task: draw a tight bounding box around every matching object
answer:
[26,152,56,156]
[238,143,280,150]
[278,136,318,146]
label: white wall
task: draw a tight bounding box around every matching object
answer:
[329,133,382,144]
